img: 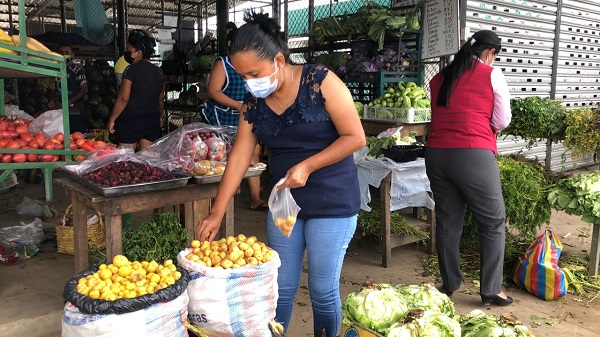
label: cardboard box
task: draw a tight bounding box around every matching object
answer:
[340,323,383,337]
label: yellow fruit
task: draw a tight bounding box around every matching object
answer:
[149,273,161,284]
[226,236,236,245]
[159,268,171,278]
[76,284,87,292]
[124,291,136,299]
[251,243,261,252]
[112,255,129,268]
[221,259,234,269]
[164,259,173,266]
[99,269,112,281]
[191,240,201,248]
[237,234,247,242]
[89,290,100,299]
[107,293,117,301]
[141,261,149,268]
[131,262,142,271]
[118,265,132,278]
[254,251,264,262]
[238,242,249,251]
[192,247,201,254]
[244,248,254,257]
[218,238,227,245]
[190,254,200,262]
[200,241,210,251]
[99,264,107,270]
[218,251,227,259]
[232,264,240,268]
[246,236,257,245]
[78,278,87,285]
[246,257,259,265]
[174,271,182,281]
[110,266,119,275]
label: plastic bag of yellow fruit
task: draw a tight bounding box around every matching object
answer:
[177,235,281,337]
[61,255,190,337]
[267,178,301,237]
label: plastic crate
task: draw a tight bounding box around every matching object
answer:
[363,106,431,124]
[0,172,18,194]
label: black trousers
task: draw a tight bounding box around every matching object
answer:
[425,148,506,296]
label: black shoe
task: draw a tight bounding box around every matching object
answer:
[481,294,513,306]
[436,285,453,297]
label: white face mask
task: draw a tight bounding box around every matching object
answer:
[245,58,279,99]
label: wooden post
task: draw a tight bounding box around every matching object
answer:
[184,202,195,242]
[72,195,88,273]
[590,223,600,276]
[380,172,392,268]
[104,214,123,265]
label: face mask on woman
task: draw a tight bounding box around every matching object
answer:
[245,59,279,98]
[123,51,136,64]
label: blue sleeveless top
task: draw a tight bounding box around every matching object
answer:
[202,56,247,126]
[244,64,360,219]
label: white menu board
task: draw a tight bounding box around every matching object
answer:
[421,0,460,59]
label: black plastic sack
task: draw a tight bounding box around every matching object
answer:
[63,266,189,315]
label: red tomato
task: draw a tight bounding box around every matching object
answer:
[1,154,12,163]
[5,141,19,149]
[71,132,84,140]
[54,132,64,142]
[12,153,26,163]
[26,154,38,162]
[15,125,28,134]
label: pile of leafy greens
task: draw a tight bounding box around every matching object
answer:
[457,310,534,337]
[548,171,600,224]
[387,309,461,337]
[342,283,454,335]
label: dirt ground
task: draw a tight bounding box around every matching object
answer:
[0,170,599,337]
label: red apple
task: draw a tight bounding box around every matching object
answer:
[71,132,84,140]
[53,143,64,150]
[74,155,86,162]
[26,154,38,162]
[27,139,39,148]
[43,140,55,150]
[0,121,7,131]
[19,133,33,142]
[40,154,55,162]
[54,132,64,142]
[0,139,8,148]
[1,154,12,163]
[93,140,107,149]
[15,125,28,134]
[75,138,86,147]
[69,142,77,150]
[5,141,19,149]
[6,125,15,131]
[33,133,45,139]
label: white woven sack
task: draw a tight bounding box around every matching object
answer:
[61,290,189,337]
[178,248,281,336]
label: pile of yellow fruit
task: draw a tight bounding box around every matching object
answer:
[76,255,182,301]
[184,234,275,268]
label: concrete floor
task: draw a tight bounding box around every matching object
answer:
[0,170,599,337]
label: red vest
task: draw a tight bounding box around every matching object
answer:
[428,62,497,154]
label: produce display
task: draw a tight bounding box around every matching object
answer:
[0,29,62,58]
[84,61,117,130]
[142,123,235,176]
[75,255,182,301]
[189,54,216,72]
[82,160,175,187]
[17,78,55,116]
[548,171,600,224]
[310,3,420,50]
[342,283,535,336]
[457,310,534,337]
[364,82,431,122]
[0,115,111,162]
[183,235,276,268]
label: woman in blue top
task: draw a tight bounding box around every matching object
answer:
[202,23,267,210]
[196,11,366,336]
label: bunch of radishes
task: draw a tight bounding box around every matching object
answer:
[0,116,114,163]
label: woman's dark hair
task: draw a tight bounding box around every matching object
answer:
[226,22,237,43]
[128,29,156,59]
[229,10,290,62]
[436,30,502,108]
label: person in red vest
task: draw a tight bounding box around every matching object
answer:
[426,30,513,306]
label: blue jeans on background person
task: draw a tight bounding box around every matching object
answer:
[267,213,357,337]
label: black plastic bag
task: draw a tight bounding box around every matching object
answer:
[63,266,189,315]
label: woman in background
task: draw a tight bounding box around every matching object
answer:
[425,30,513,306]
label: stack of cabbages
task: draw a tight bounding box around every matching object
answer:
[342,283,534,336]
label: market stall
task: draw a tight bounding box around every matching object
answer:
[0,0,87,206]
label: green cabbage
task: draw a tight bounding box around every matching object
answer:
[342,283,410,334]
[387,309,461,337]
[394,283,455,317]
[457,310,535,337]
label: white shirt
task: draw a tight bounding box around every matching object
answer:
[476,58,511,133]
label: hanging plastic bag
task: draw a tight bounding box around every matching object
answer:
[513,229,568,300]
[268,178,301,237]
[27,109,64,137]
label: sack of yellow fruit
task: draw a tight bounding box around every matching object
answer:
[62,255,190,337]
[268,178,301,237]
[178,235,281,337]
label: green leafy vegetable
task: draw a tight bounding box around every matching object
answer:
[548,171,600,224]
[366,136,397,158]
[563,106,600,159]
[122,212,188,263]
[457,310,535,337]
[357,207,428,241]
[342,283,410,334]
[501,96,566,147]
[387,309,461,337]
[394,283,455,317]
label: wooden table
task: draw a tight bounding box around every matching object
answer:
[56,177,235,273]
[379,172,436,268]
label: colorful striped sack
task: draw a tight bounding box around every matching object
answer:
[178,248,281,336]
[513,229,568,300]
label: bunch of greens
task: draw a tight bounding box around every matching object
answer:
[387,309,461,337]
[366,136,397,158]
[502,96,566,148]
[457,310,535,337]
[462,155,553,245]
[357,208,428,242]
[122,212,188,263]
[548,171,600,224]
[563,106,600,159]
[342,283,410,334]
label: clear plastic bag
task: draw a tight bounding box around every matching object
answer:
[0,218,44,245]
[139,122,236,174]
[267,178,301,237]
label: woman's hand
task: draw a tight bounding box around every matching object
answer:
[278,162,311,190]
[108,120,116,134]
[196,213,223,242]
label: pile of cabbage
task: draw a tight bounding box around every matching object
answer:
[341,282,535,336]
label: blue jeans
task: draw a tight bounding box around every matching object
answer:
[267,213,357,337]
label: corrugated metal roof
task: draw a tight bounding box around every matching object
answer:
[0,0,253,31]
